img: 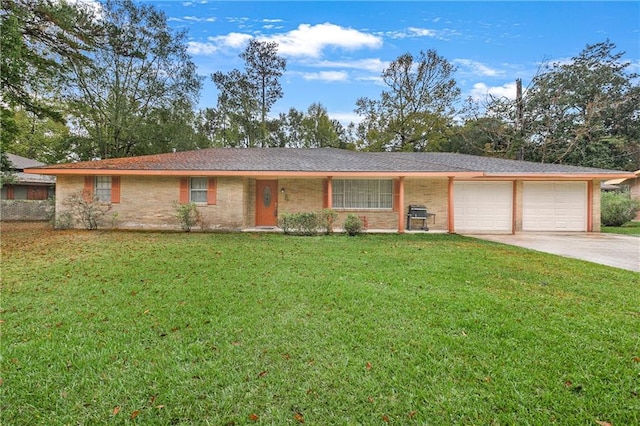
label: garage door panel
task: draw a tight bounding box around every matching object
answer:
[523,182,586,231]
[454,182,513,232]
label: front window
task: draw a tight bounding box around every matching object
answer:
[332,179,393,209]
[190,177,208,203]
[95,176,111,202]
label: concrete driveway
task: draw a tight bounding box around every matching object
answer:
[466,233,640,272]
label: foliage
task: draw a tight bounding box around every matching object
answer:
[600,191,640,226]
[343,213,364,236]
[210,40,286,147]
[173,201,201,232]
[0,0,96,121]
[2,230,638,425]
[473,40,640,170]
[320,208,338,234]
[0,151,16,187]
[60,190,111,230]
[355,50,460,152]
[65,0,203,159]
[278,211,321,235]
[2,109,72,164]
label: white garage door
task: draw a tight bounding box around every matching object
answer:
[454,182,513,232]
[523,182,587,231]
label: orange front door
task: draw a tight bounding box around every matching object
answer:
[255,180,278,226]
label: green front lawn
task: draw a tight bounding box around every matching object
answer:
[602,221,640,235]
[2,226,638,425]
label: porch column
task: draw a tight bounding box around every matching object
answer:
[398,176,405,233]
[587,180,593,232]
[447,177,455,233]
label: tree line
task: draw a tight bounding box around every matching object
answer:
[2,0,639,171]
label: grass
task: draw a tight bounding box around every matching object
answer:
[602,221,640,235]
[2,223,639,425]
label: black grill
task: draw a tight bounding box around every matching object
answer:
[407,204,430,231]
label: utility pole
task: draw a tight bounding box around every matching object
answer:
[515,78,524,160]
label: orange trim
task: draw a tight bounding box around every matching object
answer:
[84,176,94,202]
[111,176,121,203]
[512,180,517,234]
[397,177,405,233]
[447,177,454,233]
[179,178,189,204]
[465,173,636,180]
[587,181,593,232]
[207,178,217,205]
[392,179,401,213]
[24,168,485,178]
[326,176,333,209]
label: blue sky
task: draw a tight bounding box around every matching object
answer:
[146,1,639,124]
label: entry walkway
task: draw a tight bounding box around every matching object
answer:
[467,233,640,273]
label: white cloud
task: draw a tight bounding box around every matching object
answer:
[187,41,219,55]
[182,15,217,22]
[328,112,363,126]
[470,82,518,100]
[302,71,349,82]
[310,58,388,73]
[62,0,103,20]
[208,32,254,48]
[189,23,382,59]
[265,23,382,57]
[454,59,502,77]
[385,27,438,39]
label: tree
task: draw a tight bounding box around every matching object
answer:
[488,40,640,170]
[1,0,96,166]
[211,40,286,147]
[65,0,202,159]
[2,109,71,163]
[355,50,460,151]
[241,39,287,142]
[1,0,96,121]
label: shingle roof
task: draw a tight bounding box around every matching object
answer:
[26,147,634,178]
[6,153,56,184]
[7,153,46,170]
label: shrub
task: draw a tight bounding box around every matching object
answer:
[320,209,338,234]
[601,191,640,226]
[343,214,363,236]
[61,191,111,230]
[279,212,321,235]
[174,202,201,232]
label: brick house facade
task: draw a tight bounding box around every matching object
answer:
[27,148,631,233]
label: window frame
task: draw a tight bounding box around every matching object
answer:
[94,176,112,203]
[332,179,394,210]
[190,177,208,204]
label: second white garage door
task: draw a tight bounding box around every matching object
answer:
[454,182,513,232]
[523,182,587,231]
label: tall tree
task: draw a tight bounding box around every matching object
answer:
[211,39,286,147]
[481,40,639,170]
[1,0,96,120]
[65,0,202,159]
[355,50,460,151]
[1,0,96,167]
[241,39,287,142]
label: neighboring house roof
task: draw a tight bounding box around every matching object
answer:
[604,170,640,185]
[24,148,635,179]
[5,153,56,185]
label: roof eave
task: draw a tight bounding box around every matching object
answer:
[24,168,483,178]
[479,172,637,180]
